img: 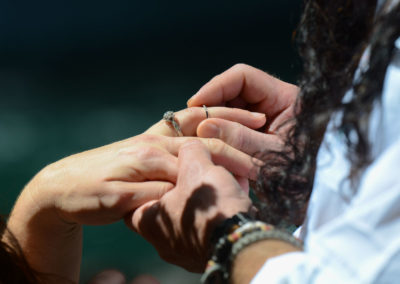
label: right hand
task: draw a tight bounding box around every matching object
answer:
[187,64,299,155]
[128,140,252,273]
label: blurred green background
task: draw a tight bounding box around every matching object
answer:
[0,0,301,283]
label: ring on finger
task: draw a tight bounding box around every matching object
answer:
[163,111,183,137]
[203,105,209,119]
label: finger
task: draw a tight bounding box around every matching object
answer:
[268,104,296,133]
[145,106,266,137]
[116,137,179,182]
[235,175,250,194]
[108,181,173,215]
[128,200,160,233]
[132,145,179,182]
[187,64,298,117]
[197,118,283,155]
[165,137,259,180]
[176,140,214,189]
[177,142,252,219]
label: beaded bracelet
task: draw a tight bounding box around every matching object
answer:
[230,229,303,262]
[201,213,303,284]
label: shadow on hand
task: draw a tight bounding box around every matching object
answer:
[136,184,226,273]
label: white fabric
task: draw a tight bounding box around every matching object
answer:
[250,26,400,284]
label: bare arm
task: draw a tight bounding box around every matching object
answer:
[4,175,82,283]
[231,240,301,284]
[4,106,264,283]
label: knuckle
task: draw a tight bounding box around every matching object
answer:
[210,73,221,82]
[104,183,132,201]
[178,107,198,120]
[136,146,163,161]
[231,63,249,71]
[98,192,121,209]
[235,125,248,151]
[157,183,174,198]
[207,138,226,154]
[214,121,246,151]
[181,139,202,151]
[138,134,164,144]
[119,136,167,160]
[120,135,164,155]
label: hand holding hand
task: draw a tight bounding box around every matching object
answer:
[5,106,263,283]
[128,140,252,272]
[23,106,264,226]
[188,64,299,155]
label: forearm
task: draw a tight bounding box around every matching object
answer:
[230,239,301,284]
[4,169,82,284]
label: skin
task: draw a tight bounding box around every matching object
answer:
[4,106,265,283]
[129,141,252,273]
[128,140,300,279]
[188,63,299,155]
[231,239,301,284]
[191,64,302,282]
[129,64,301,281]
[5,64,299,283]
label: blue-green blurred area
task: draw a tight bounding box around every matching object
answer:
[0,0,301,283]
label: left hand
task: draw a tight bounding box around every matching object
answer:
[128,140,252,273]
[25,106,264,226]
[4,106,263,283]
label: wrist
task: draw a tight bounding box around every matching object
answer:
[201,204,253,257]
[201,213,302,284]
[6,166,83,283]
[231,239,300,284]
[22,164,81,231]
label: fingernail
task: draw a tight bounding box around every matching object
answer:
[251,112,266,119]
[205,123,220,138]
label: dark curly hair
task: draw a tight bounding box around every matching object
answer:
[256,0,400,226]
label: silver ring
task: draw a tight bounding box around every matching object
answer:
[203,105,209,119]
[163,111,183,137]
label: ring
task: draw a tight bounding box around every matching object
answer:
[203,105,209,119]
[163,111,183,137]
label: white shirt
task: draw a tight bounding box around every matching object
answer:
[251,16,400,284]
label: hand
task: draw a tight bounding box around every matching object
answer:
[38,133,258,226]
[37,106,264,225]
[5,106,264,283]
[128,140,252,273]
[145,105,266,137]
[187,64,299,155]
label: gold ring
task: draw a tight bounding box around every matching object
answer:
[163,111,183,137]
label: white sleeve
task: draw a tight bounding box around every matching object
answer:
[251,128,400,284]
[251,41,400,284]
